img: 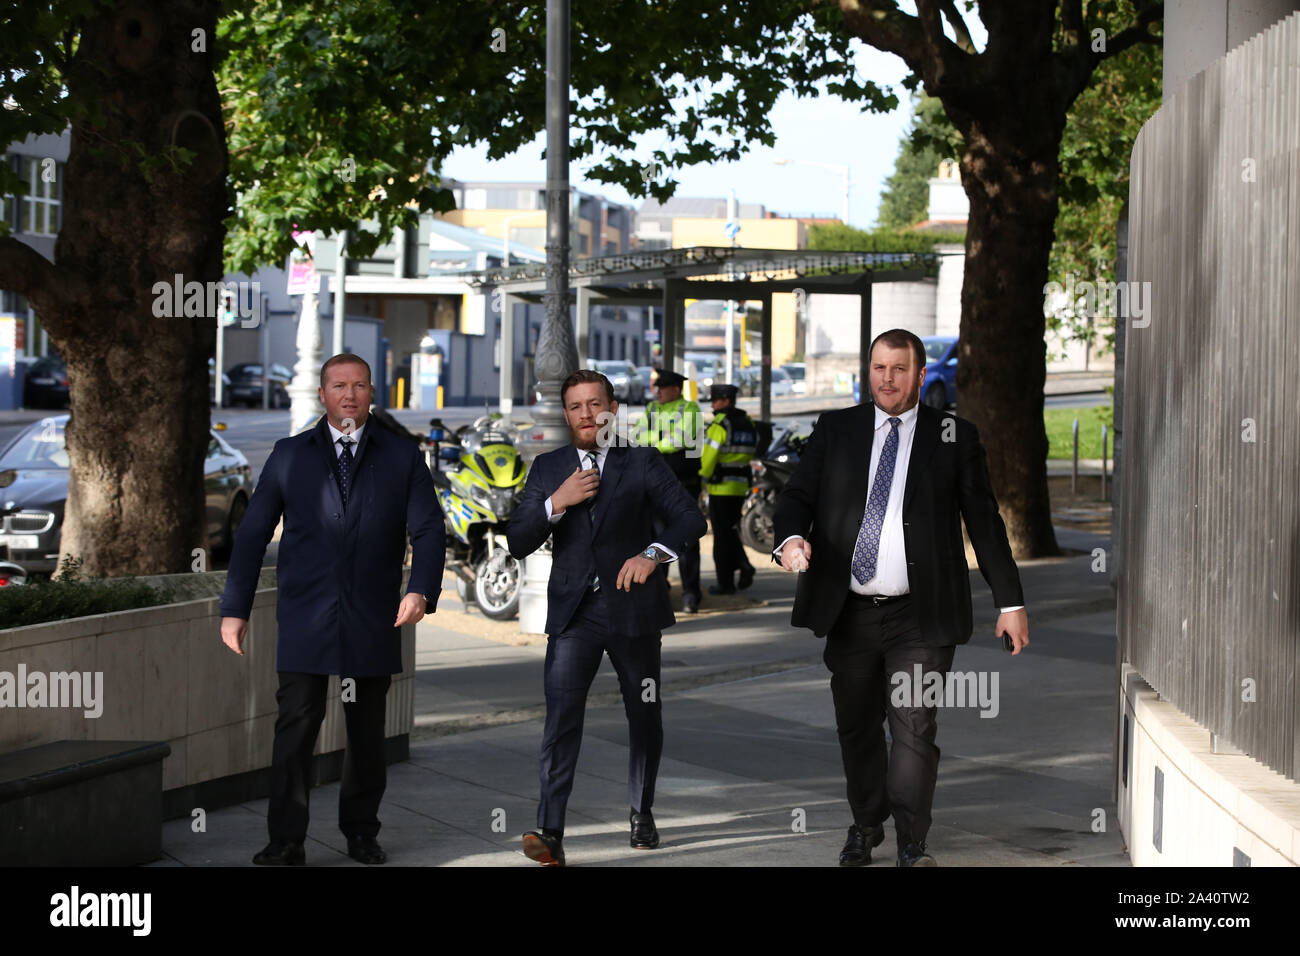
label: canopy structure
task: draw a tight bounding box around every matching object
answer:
[460,245,939,421]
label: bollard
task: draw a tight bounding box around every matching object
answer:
[1071,418,1079,498]
[1101,424,1109,500]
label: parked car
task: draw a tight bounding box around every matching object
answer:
[769,366,794,397]
[635,365,655,394]
[226,362,293,408]
[589,360,645,404]
[920,336,959,409]
[781,362,807,395]
[850,335,958,407]
[22,356,69,409]
[0,415,253,577]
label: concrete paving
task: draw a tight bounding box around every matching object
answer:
[157,522,1128,867]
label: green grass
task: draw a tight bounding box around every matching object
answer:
[1045,405,1115,460]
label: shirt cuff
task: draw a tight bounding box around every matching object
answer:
[773,534,804,557]
[545,496,563,524]
[999,605,1025,613]
[649,542,678,563]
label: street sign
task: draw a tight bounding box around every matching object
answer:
[724,220,740,240]
[644,328,660,343]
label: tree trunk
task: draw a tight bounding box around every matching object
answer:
[955,115,1063,559]
[43,2,227,576]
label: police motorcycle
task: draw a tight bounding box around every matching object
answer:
[425,413,527,620]
[739,423,806,552]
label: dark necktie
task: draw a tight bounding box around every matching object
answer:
[851,417,901,585]
[585,451,600,590]
[338,436,356,507]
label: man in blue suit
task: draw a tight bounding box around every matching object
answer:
[219,354,444,866]
[509,369,706,866]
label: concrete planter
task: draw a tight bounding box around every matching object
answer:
[0,574,415,816]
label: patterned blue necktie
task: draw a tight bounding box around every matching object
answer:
[338,437,356,507]
[850,417,902,585]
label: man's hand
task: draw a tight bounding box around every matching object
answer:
[221,617,249,656]
[616,555,658,590]
[551,464,600,513]
[395,592,427,627]
[779,537,812,572]
[996,608,1029,656]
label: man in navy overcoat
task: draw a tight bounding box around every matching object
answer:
[220,354,444,866]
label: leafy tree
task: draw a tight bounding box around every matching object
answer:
[836,0,1162,557]
[0,0,889,576]
[876,93,962,230]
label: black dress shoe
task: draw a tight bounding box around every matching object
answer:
[838,824,885,867]
[897,842,937,867]
[522,830,565,866]
[346,835,387,865]
[630,811,660,849]
[253,840,305,866]
[737,568,755,590]
[682,595,699,614]
[707,584,736,595]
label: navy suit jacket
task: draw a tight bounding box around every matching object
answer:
[774,402,1023,643]
[219,415,445,675]
[508,443,706,638]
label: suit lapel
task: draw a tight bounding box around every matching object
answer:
[590,444,626,537]
[902,403,940,513]
[311,417,346,544]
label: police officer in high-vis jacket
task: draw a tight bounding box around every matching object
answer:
[699,383,758,594]
[631,368,704,612]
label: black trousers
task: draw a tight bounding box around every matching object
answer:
[267,671,392,843]
[822,594,956,851]
[707,493,753,588]
[537,589,663,832]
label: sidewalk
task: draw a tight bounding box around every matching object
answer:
[157,521,1126,867]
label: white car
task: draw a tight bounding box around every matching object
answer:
[781,363,806,395]
[770,367,794,397]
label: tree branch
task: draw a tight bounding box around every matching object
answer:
[0,237,60,304]
[1099,2,1163,62]
[837,0,971,91]
[938,0,977,53]
[1060,0,1084,45]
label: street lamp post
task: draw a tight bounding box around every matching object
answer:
[517,0,575,634]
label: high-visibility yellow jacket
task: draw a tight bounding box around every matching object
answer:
[700,407,758,496]
[632,396,703,455]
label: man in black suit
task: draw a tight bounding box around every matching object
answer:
[219,354,445,866]
[508,369,706,866]
[774,329,1028,867]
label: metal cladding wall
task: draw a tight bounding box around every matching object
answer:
[1121,13,1300,780]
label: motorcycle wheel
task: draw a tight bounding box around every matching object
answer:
[473,550,522,620]
[740,502,774,553]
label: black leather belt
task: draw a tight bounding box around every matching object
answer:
[848,592,910,607]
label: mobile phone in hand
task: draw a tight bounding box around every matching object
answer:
[1001,630,1013,652]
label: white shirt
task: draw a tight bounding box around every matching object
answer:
[777,404,1023,613]
[327,420,365,457]
[545,446,678,563]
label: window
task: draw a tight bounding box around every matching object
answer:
[20,157,62,236]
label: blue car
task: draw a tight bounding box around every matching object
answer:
[853,336,958,408]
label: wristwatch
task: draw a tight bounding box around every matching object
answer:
[641,546,667,563]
